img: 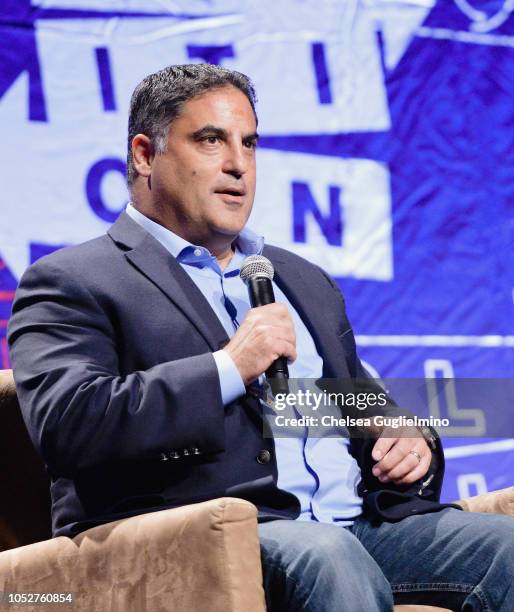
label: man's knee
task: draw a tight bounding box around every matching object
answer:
[476,513,514,565]
[260,521,364,569]
[259,521,393,611]
[442,510,514,558]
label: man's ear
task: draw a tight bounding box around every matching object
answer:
[131,134,154,178]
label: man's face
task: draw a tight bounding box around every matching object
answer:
[149,85,258,249]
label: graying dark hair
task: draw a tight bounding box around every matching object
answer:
[126,63,258,187]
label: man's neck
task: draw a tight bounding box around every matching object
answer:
[130,200,237,270]
[215,245,235,271]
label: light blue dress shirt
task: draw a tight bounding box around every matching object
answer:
[126,203,363,526]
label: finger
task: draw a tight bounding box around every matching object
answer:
[259,302,291,320]
[383,442,428,481]
[394,451,432,485]
[249,314,295,337]
[372,436,397,462]
[373,437,413,476]
[266,306,296,332]
[264,326,296,350]
[269,338,297,363]
[254,323,295,344]
[272,302,291,318]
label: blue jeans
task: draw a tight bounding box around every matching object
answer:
[258,508,514,611]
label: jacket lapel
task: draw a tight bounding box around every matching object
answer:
[108,213,348,374]
[108,213,229,352]
[264,246,350,379]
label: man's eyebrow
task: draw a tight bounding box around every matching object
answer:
[191,125,227,140]
[191,125,260,142]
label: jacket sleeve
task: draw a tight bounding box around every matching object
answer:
[7,256,226,478]
[316,265,446,505]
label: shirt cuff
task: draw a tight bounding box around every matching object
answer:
[212,350,246,405]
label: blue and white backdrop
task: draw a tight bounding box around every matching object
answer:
[1,0,513,501]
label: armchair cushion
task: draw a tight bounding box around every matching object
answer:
[452,486,514,515]
[0,497,266,612]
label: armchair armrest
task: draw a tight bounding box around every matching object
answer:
[0,497,266,612]
[452,486,514,515]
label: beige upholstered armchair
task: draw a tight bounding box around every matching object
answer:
[0,368,512,612]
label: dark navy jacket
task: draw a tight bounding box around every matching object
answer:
[7,213,458,537]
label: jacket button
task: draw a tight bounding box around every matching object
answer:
[256,449,271,464]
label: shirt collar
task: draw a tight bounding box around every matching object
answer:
[126,202,264,264]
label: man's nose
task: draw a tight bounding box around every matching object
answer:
[222,143,249,179]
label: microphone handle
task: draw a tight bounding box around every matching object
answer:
[247,277,289,394]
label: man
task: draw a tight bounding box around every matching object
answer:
[8,64,513,611]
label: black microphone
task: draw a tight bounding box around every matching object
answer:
[240,255,289,394]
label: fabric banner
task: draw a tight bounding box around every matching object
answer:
[1,0,512,500]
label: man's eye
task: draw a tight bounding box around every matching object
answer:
[203,136,219,144]
[244,140,257,149]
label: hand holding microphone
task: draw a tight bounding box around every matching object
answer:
[223,255,295,391]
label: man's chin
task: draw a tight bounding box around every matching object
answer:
[213,224,245,239]
[211,213,251,237]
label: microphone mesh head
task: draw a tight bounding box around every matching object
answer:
[240,255,274,284]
